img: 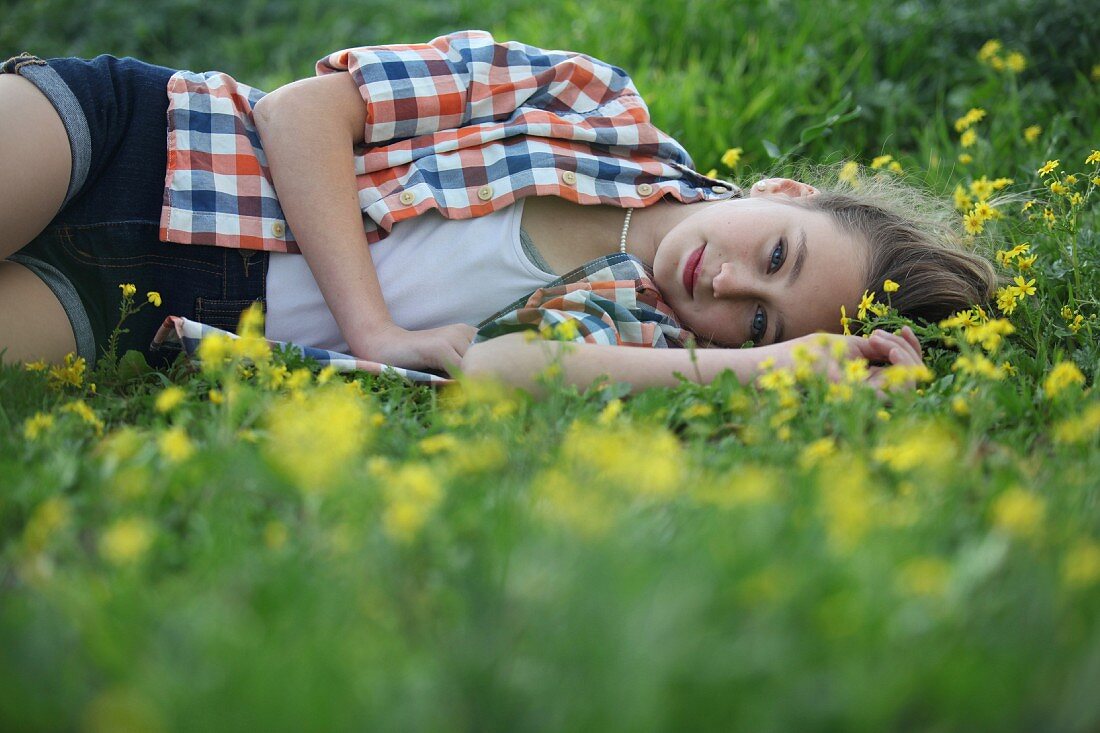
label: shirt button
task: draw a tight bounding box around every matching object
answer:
[711,185,729,194]
[399,191,416,205]
[562,171,577,185]
[271,220,286,237]
[636,183,654,196]
[477,185,493,201]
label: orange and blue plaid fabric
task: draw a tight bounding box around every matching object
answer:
[159,29,740,252]
[474,252,691,348]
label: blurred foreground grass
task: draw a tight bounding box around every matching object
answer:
[2,1,1100,730]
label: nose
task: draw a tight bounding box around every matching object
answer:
[711,260,762,300]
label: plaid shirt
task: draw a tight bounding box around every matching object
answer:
[159,29,740,252]
[153,253,690,384]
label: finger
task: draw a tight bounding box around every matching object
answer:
[872,330,918,363]
[897,325,922,356]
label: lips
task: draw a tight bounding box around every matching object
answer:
[682,245,705,298]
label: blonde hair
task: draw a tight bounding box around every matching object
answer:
[780,163,1004,325]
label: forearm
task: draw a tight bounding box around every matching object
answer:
[461,333,786,395]
[253,80,390,356]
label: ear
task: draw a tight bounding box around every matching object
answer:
[748,177,818,199]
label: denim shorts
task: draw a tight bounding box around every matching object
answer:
[2,52,268,368]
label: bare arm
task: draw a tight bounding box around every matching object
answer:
[252,74,474,372]
[461,328,925,396]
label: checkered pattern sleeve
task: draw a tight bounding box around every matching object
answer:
[473,253,689,349]
[315,29,645,146]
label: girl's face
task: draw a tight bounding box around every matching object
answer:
[651,194,867,347]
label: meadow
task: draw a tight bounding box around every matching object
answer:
[2,0,1099,730]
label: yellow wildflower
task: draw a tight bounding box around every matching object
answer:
[1043,208,1056,227]
[953,107,986,132]
[953,184,972,211]
[1004,51,1026,73]
[953,354,1003,379]
[897,556,951,598]
[958,153,973,165]
[1021,199,1036,213]
[1016,253,1037,270]
[1012,276,1036,297]
[158,427,195,463]
[382,464,444,543]
[883,279,900,293]
[839,305,851,335]
[888,161,902,173]
[1086,150,1100,165]
[856,290,875,320]
[799,437,837,470]
[720,147,743,168]
[996,287,1020,315]
[990,488,1045,539]
[118,283,137,298]
[100,517,155,566]
[146,291,162,307]
[47,353,86,390]
[23,412,54,440]
[969,176,994,200]
[977,40,1002,62]
[1049,180,1068,196]
[870,154,894,170]
[1023,125,1041,143]
[597,399,624,425]
[963,210,984,235]
[838,161,860,185]
[843,358,870,384]
[154,386,186,414]
[960,129,977,148]
[1037,159,1059,176]
[1062,540,1100,589]
[1043,361,1085,398]
[60,400,104,435]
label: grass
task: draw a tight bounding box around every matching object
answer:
[2,1,1099,730]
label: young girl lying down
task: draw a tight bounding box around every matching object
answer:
[0,31,995,392]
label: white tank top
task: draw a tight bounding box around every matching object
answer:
[264,198,557,353]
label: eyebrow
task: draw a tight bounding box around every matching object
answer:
[772,227,807,345]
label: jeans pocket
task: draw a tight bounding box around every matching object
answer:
[193,297,264,333]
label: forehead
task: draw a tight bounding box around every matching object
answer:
[781,204,867,338]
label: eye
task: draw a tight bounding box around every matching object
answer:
[750,305,768,343]
[768,238,787,274]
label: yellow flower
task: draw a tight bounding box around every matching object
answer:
[870,154,894,170]
[844,358,870,384]
[1037,159,1059,176]
[952,354,1002,379]
[963,210,984,235]
[720,147,743,168]
[1062,540,1100,589]
[799,437,837,469]
[882,279,899,293]
[100,517,155,566]
[1043,361,1085,398]
[382,464,444,543]
[154,386,186,414]
[856,290,875,320]
[1004,51,1026,73]
[959,129,977,148]
[973,201,995,221]
[1049,180,1068,196]
[146,291,162,307]
[1043,208,1057,227]
[969,176,994,200]
[118,283,137,298]
[23,412,55,440]
[897,556,951,598]
[990,488,1045,539]
[1023,125,1041,143]
[60,399,104,435]
[839,305,851,335]
[888,161,902,173]
[1012,275,1036,297]
[957,153,973,165]
[991,177,1014,190]
[597,399,624,425]
[838,161,860,185]
[1086,150,1100,165]
[953,107,986,132]
[977,39,1002,62]
[47,353,86,390]
[158,427,195,463]
[953,184,973,211]
[996,287,1020,315]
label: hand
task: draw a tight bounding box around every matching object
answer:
[775,326,925,389]
[358,322,478,375]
